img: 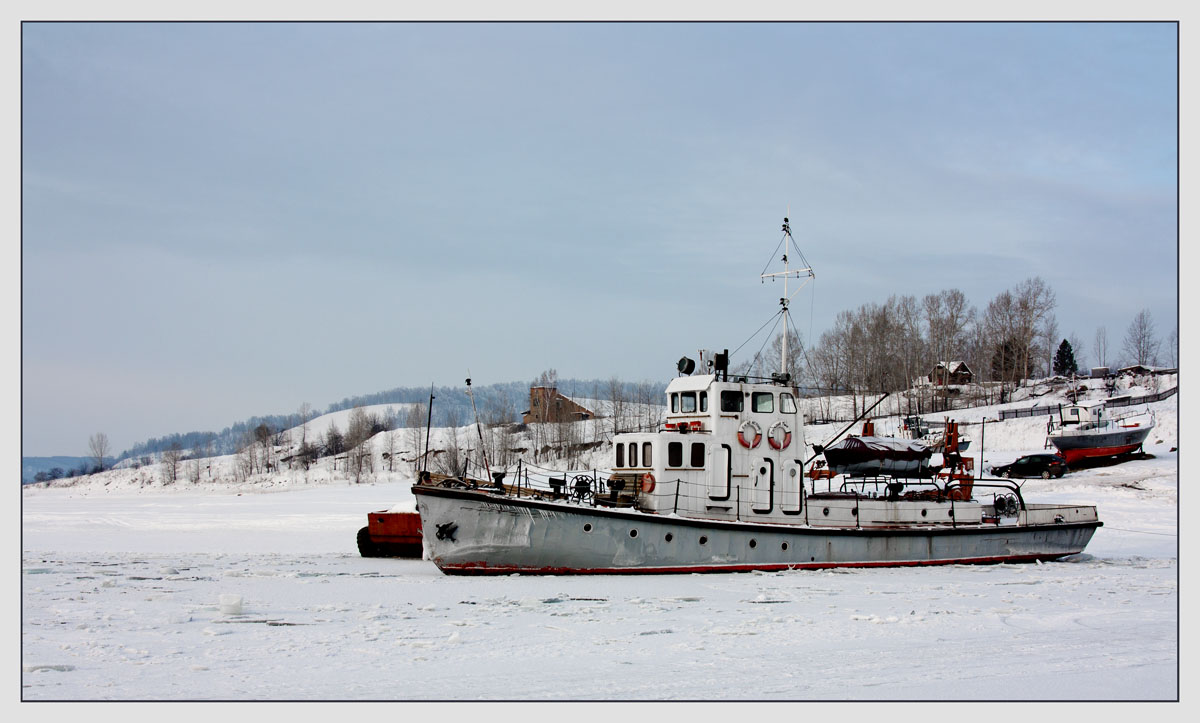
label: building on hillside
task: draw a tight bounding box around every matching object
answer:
[929,361,973,385]
[1116,364,1176,377]
[522,386,597,424]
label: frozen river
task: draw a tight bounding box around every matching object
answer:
[21,456,1179,701]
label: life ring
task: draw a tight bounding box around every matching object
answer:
[737,420,763,449]
[641,473,656,494]
[767,421,792,450]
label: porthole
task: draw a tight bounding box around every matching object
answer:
[781,542,789,551]
[629,529,639,538]
[749,539,757,549]
[948,510,954,518]
[584,523,593,532]
[699,536,708,545]
[759,467,767,475]
[920,509,927,517]
[851,508,858,517]
[822,507,830,516]
[665,533,673,542]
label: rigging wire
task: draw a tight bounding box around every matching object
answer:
[758,232,788,280]
[745,311,784,376]
[1100,526,1176,537]
[730,308,786,359]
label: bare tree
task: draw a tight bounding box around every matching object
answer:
[1163,327,1178,368]
[1093,327,1109,368]
[1040,314,1059,377]
[405,402,429,476]
[769,329,805,384]
[982,289,1022,390]
[384,429,398,472]
[1122,309,1161,366]
[253,423,274,473]
[343,407,376,483]
[1013,277,1057,383]
[1068,332,1088,372]
[605,376,627,437]
[297,402,313,450]
[436,407,465,477]
[235,428,257,481]
[162,442,182,485]
[88,432,110,473]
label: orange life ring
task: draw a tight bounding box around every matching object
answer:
[737,420,762,449]
[641,473,656,493]
[767,421,792,450]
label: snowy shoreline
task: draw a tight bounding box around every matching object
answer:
[21,381,1179,700]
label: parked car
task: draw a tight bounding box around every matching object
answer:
[990,453,1068,479]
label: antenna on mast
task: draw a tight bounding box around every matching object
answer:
[760,212,815,382]
[465,373,492,483]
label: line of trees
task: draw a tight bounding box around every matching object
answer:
[800,278,1174,415]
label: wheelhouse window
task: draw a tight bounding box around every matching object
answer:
[780,393,797,414]
[681,392,697,413]
[690,442,705,468]
[752,392,774,413]
[667,442,683,468]
[720,390,743,412]
[642,442,653,467]
[616,443,625,468]
[700,391,708,412]
[670,393,679,413]
[629,441,639,467]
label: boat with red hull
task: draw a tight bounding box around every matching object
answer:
[357,508,423,558]
[1046,401,1154,465]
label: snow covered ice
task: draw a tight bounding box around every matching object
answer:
[21,390,1179,700]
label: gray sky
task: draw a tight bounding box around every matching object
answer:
[20,21,1178,457]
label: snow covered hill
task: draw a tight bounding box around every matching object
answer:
[22,374,1177,496]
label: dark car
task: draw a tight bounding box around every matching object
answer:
[990,453,1068,479]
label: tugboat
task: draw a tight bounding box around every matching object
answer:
[357,505,423,558]
[411,219,1102,575]
[1046,401,1155,465]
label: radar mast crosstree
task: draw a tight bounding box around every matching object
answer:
[759,215,815,381]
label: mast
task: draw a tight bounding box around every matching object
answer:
[760,215,815,381]
[421,384,435,480]
[465,373,492,481]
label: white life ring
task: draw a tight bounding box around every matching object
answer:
[767,421,792,450]
[737,420,763,449]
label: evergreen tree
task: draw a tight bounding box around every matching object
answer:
[1053,339,1078,376]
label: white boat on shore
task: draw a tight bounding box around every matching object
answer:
[411,218,1102,575]
[1047,401,1155,465]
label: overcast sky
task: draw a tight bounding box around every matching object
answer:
[20,21,1178,456]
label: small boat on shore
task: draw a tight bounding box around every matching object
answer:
[410,218,1102,575]
[821,435,935,478]
[1047,401,1154,465]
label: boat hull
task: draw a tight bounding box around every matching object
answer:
[412,485,1100,575]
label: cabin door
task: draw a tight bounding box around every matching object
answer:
[709,444,732,501]
[781,458,803,514]
[751,458,773,513]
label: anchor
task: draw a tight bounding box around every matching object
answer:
[435,522,458,542]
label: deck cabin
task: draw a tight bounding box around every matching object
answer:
[609,374,807,522]
[607,373,986,529]
[1054,401,1108,431]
